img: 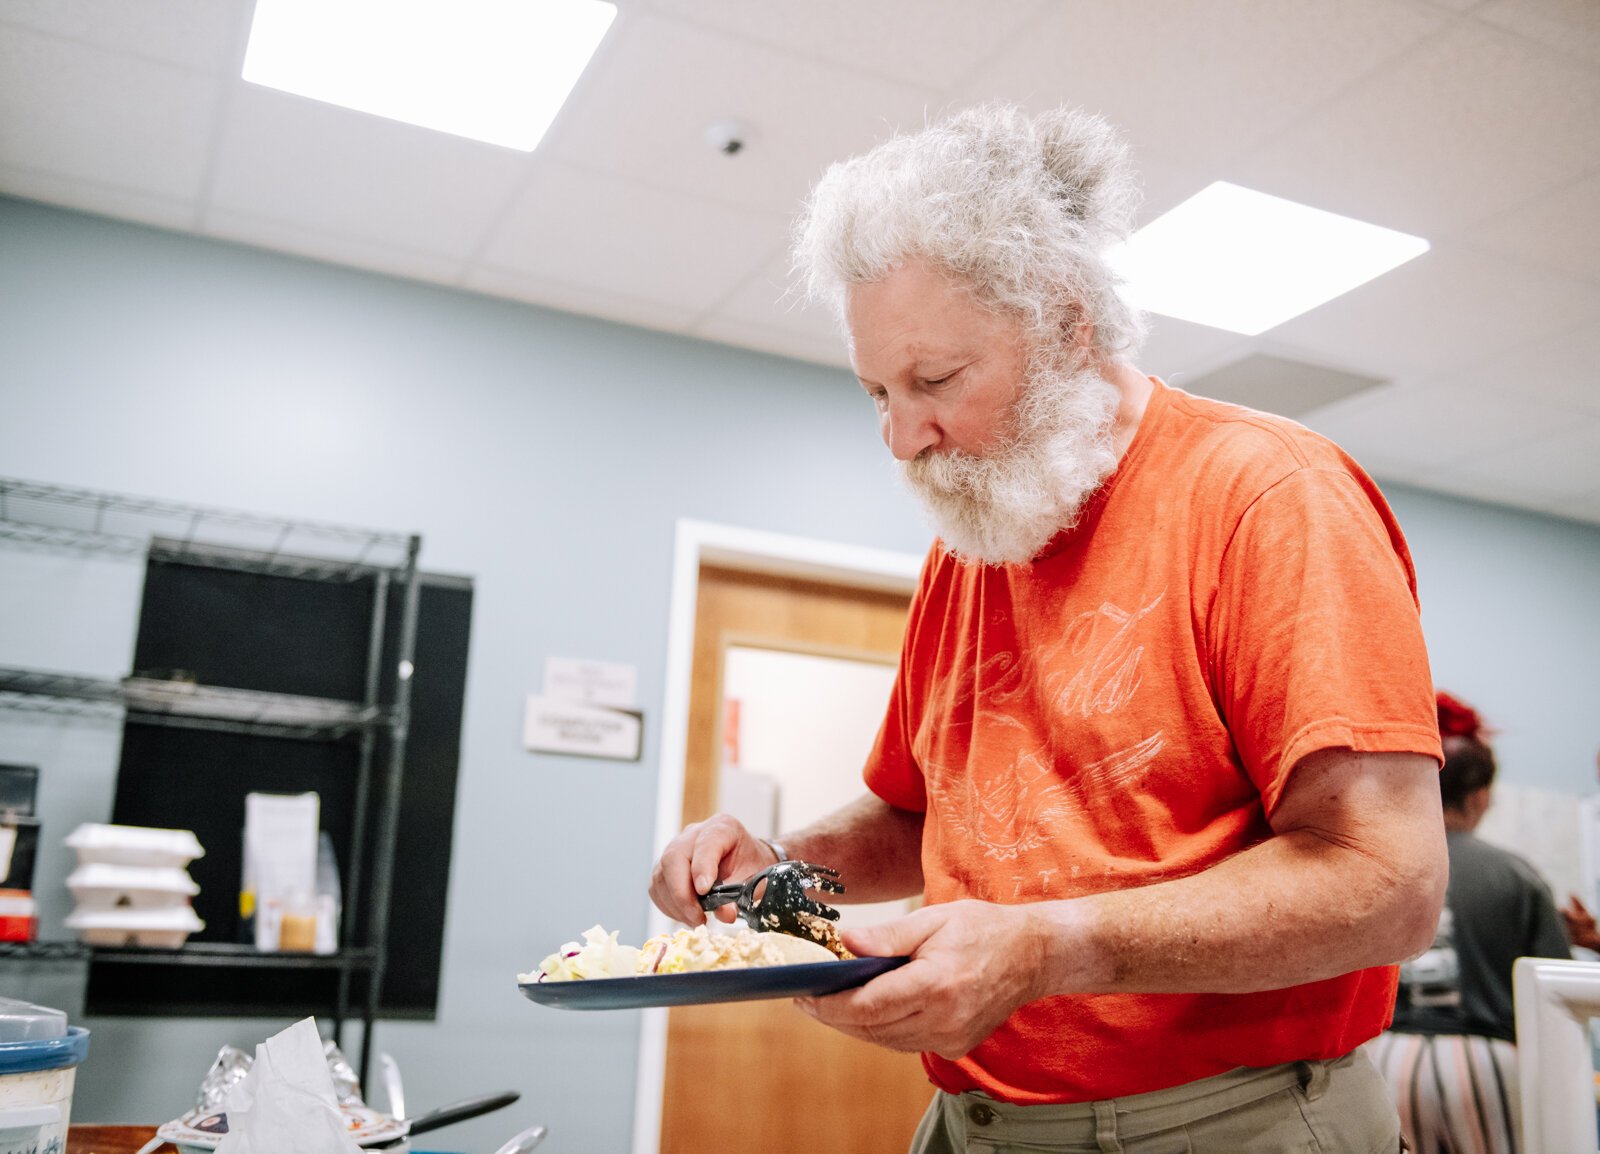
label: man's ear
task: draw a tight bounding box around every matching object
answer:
[1059,301,1096,357]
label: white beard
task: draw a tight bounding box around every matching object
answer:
[898,355,1121,565]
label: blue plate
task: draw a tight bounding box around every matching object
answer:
[519,956,908,1010]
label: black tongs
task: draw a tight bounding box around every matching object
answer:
[697,859,844,944]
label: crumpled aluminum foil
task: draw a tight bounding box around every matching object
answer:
[195,1045,253,1111]
[195,1038,365,1109]
[323,1038,364,1106]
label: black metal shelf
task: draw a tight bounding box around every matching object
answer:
[0,475,424,1088]
[0,940,378,969]
[0,666,390,740]
[0,476,414,581]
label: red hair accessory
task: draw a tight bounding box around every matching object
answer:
[1437,691,1485,740]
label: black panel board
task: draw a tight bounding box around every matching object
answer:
[129,561,373,699]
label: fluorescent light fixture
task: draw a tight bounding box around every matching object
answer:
[1106,181,1429,336]
[242,0,617,152]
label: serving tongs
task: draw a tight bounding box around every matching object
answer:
[697,859,846,948]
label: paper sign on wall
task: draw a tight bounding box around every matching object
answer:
[524,695,643,761]
[544,657,636,709]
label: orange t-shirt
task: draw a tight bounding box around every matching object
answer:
[864,379,1442,1104]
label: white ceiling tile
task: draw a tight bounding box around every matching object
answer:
[540,14,941,213]
[1529,499,1600,526]
[1429,318,1600,415]
[0,24,218,199]
[691,315,851,370]
[1130,150,1216,224]
[204,208,468,288]
[206,85,533,258]
[1411,471,1576,516]
[1465,170,1600,288]
[0,164,196,231]
[953,0,1449,168]
[1549,487,1600,527]
[640,0,1050,89]
[1295,386,1443,484]
[476,162,789,313]
[1429,416,1600,500]
[461,265,702,334]
[1185,354,1387,418]
[1231,19,1600,237]
[1,2,1596,532]
[0,0,242,71]
[1357,459,1443,490]
[1263,244,1600,379]
[1475,0,1600,68]
[1300,381,1579,471]
[1135,317,1252,388]
[709,256,839,343]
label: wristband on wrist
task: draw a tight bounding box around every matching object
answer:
[760,837,788,864]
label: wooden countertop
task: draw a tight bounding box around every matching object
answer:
[66,1125,161,1154]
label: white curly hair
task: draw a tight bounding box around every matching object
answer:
[792,103,1147,363]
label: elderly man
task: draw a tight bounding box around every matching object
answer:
[650,104,1446,1153]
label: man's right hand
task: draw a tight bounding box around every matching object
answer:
[648,813,778,926]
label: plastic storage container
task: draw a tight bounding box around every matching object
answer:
[0,999,90,1154]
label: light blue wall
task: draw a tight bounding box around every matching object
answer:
[0,195,930,1152]
[2,196,1598,1150]
[1387,484,1600,793]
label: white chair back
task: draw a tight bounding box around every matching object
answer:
[1513,957,1600,1154]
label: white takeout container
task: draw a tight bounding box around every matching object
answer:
[65,823,204,869]
[64,904,204,948]
[66,863,200,909]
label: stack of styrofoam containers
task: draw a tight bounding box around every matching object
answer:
[62,824,205,948]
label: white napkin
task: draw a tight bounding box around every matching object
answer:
[215,1018,363,1154]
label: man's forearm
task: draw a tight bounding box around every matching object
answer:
[1038,836,1425,994]
[1032,769,1447,995]
[781,793,925,903]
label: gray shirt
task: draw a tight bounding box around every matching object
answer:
[1393,829,1571,1042]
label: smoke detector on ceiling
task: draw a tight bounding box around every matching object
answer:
[704,118,754,156]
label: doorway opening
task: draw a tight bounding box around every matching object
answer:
[635,521,924,1154]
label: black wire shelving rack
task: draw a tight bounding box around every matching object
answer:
[0,476,422,1087]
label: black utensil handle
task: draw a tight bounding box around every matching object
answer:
[404,1090,521,1136]
[697,884,743,911]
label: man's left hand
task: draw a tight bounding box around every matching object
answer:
[795,900,1046,1060]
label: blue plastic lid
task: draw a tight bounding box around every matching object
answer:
[0,1027,90,1075]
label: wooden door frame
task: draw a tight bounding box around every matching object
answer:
[631,518,923,1154]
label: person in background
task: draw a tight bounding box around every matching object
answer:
[1559,747,1600,952]
[1368,691,1571,1154]
[650,104,1447,1153]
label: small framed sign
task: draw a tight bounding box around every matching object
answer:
[523,695,643,761]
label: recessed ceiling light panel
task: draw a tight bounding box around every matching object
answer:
[1107,181,1429,336]
[242,0,618,152]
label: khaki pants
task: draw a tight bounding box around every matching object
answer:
[908,1049,1402,1153]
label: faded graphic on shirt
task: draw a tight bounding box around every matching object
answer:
[1399,905,1462,1009]
[925,590,1169,883]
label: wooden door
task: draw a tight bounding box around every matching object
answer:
[659,564,932,1154]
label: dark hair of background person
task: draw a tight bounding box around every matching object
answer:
[1437,691,1497,810]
